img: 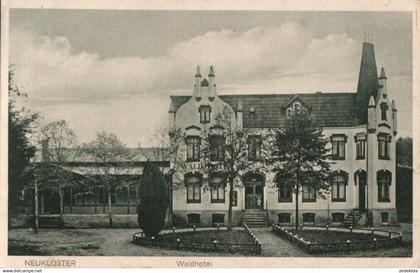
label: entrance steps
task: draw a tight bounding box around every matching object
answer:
[242,210,268,227]
[342,209,364,227]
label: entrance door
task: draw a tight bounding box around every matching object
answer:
[358,172,367,212]
[245,184,264,209]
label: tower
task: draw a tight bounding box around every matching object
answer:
[193,65,202,100]
[356,42,379,124]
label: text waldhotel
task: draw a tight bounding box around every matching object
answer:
[29,40,397,228]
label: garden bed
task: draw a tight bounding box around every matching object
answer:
[132,226,261,255]
[272,225,403,254]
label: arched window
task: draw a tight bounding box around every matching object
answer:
[377,170,391,202]
[187,213,201,224]
[380,102,388,121]
[186,136,200,161]
[185,173,202,203]
[381,212,389,223]
[209,135,224,161]
[303,213,315,224]
[210,174,226,203]
[331,212,345,223]
[275,173,292,202]
[278,213,291,224]
[331,171,348,202]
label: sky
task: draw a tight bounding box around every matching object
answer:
[9,10,412,147]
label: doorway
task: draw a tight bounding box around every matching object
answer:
[245,183,264,209]
[357,171,367,212]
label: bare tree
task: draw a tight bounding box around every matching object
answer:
[82,131,132,227]
[150,127,169,161]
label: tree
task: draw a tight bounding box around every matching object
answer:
[396,137,412,167]
[138,161,169,237]
[195,105,268,230]
[82,131,132,227]
[8,67,38,224]
[150,127,169,162]
[38,120,77,226]
[272,111,333,230]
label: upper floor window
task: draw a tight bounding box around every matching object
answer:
[199,105,211,123]
[248,135,262,161]
[378,133,391,160]
[210,175,226,203]
[355,133,366,160]
[276,174,292,203]
[302,186,316,202]
[294,102,301,114]
[380,102,388,121]
[331,171,348,202]
[186,136,200,161]
[377,170,391,202]
[331,134,347,160]
[210,135,224,161]
[185,173,202,203]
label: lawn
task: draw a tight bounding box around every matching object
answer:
[292,230,386,243]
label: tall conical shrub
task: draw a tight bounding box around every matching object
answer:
[138,161,169,237]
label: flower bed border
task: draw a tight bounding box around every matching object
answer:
[132,224,262,255]
[272,224,403,253]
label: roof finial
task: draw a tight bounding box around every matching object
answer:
[209,65,215,77]
[195,65,201,77]
[379,67,387,79]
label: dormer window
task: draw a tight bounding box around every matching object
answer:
[380,102,388,121]
[199,105,211,123]
[294,102,301,114]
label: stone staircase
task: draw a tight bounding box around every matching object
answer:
[342,210,363,227]
[242,209,268,227]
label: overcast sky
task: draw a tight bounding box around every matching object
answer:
[10,10,412,147]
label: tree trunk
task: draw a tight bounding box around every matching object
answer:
[108,183,113,227]
[59,187,64,228]
[295,181,299,231]
[34,180,39,234]
[228,177,234,231]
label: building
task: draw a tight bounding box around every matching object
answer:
[168,41,398,227]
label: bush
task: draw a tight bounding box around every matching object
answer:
[138,162,169,237]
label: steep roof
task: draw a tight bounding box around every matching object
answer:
[170,92,359,128]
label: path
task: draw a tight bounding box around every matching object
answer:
[250,227,309,257]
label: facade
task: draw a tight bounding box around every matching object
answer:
[168,41,398,227]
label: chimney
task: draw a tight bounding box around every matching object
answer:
[356,42,379,124]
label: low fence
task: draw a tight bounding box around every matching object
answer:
[272,224,403,254]
[132,225,262,255]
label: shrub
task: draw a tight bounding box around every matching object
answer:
[138,161,169,237]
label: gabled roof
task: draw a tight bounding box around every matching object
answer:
[170,92,359,128]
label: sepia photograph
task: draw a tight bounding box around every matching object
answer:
[2,1,417,268]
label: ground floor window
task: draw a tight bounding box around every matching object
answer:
[331,212,345,222]
[210,175,226,203]
[381,212,389,224]
[278,213,291,224]
[331,171,348,202]
[212,214,225,224]
[187,213,201,224]
[302,213,315,224]
[185,173,202,203]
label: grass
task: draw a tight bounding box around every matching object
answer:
[291,230,386,243]
[155,230,252,244]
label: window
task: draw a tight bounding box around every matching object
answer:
[302,186,316,202]
[331,212,345,223]
[381,212,389,223]
[303,213,315,224]
[380,102,388,121]
[199,105,211,123]
[377,170,391,202]
[212,214,225,224]
[248,135,262,161]
[286,108,292,117]
[210,135,224,161]
[355,133,366,160]
[331,134,347,160]
[187,213,201,224]
[277,174,292,202]
[186,136,200,161]
[331,171,348,202]
[378,133,391,160]
[185,173,202,203]
[210,175,225,203]
[278,213,291,224]
[294,102,301,114]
